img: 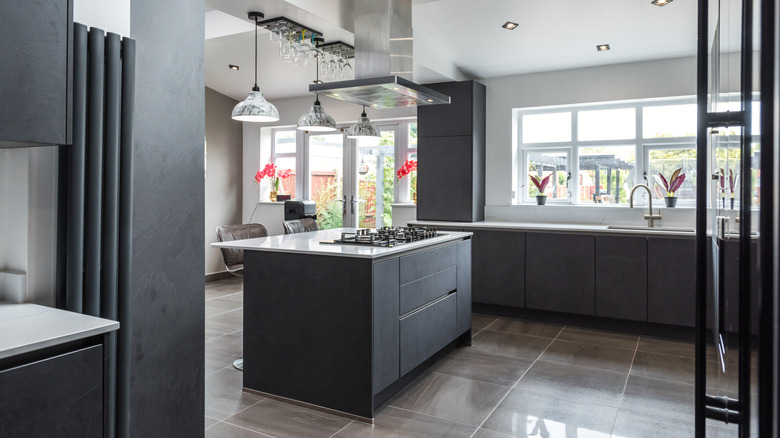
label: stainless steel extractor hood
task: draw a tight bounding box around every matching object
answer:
[308,0,450,108]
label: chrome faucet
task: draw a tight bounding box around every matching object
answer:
[629,184,662,227]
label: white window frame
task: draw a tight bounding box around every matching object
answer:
[516,97,699,206]
[271,127,305,198]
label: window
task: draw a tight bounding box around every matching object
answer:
[272,129,297,197]
[526,150,569,201]
[521,112,571,143]
[517,98,698,206]
[578,146,635,204]
[578,108,635,141]
[405,122,418,200]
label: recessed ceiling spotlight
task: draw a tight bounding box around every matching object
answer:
[596,44,610,51]
[502,21,518,30]
[651,0,673,6]
[228,64,239,70]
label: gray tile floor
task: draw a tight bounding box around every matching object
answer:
[205,277,747,438]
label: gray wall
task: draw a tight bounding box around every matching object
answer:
[0,146,59,305]
[205,87,243,275]
[128,0,205,436]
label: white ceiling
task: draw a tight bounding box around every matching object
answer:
[205,0,699,102]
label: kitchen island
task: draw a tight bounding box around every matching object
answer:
[213,228,473,421]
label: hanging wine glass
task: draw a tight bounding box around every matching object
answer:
[277,26,290,46]
[269,24,281,43]
[318,52,329,80]
[342,57,353,79]
[328,52,338,80]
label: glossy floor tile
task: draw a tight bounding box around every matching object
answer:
[204,278,733,437]
[481,387,619,437]
[539,339,635,373]
[387,372,512,427]
[333,406,474,437]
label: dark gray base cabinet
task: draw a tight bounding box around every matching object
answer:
[439,226,698,328]
[242,238,472,419]
[0,344,103,438]
[471,230,524,307]
[595,235,648,321]
[648,237,696,327]
[526,233,596,315]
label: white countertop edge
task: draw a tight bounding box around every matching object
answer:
[391,203,418,208]
[212,228,473,258]
[0,304,119,360]
[408,220,698,237]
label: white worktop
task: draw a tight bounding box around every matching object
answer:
[212,228,473,259]
[409,220,698,237]
[0,304,119,360]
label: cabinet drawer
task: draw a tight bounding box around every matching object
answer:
[399,293,457,375]
[400,244,456,285]
[400,267,456,315]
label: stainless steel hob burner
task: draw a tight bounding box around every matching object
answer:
[321,226,440,247]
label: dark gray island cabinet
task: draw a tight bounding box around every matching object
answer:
[215,229,472,420]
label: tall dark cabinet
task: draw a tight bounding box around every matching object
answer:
[0,0,72,147]
[417,80,486,222]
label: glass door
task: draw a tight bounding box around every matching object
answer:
[307,132,344,229]
[345,126,398,229]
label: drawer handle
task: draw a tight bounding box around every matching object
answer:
[400,289,456,319]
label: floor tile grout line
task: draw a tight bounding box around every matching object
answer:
[205,305,244,319]
[219,418,277,438]
[205,290,243,303]
[328,420,355,437]
[609,335,641,436]
[384,404,479,430]
[468,324,564,438]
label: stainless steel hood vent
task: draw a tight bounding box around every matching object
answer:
[310,75,449,109]
[309,0,450,109]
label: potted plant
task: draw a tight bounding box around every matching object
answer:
[657,168,685,208]
[728,169,739,209]
[529,174,551,205]
[397,159,418,204]
[255,163,291,202]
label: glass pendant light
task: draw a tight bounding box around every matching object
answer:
[232,12,280,123]
[297,37,337,132]
[346,106,381,139]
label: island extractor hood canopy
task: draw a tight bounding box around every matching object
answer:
[309,0,450,109]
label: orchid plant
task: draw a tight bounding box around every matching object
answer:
[397,159,418,198]
[255,163,291,192]
[396,159,417,180]
[529,174,552,196]
[657,168,686,197]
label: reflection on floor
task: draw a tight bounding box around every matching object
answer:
[205,277,749,438]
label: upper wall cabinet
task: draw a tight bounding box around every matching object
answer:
[417,81,486,222]
[0,0,72,148]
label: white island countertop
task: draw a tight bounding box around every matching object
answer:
[0,304,119,360]
[212,228,473,259]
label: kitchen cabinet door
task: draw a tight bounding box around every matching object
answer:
[595,235,648,321]
[373,258,400,394]
[471,230,525,308]
[647,237,696,326]
[525,233,596,315]
[0,345,103,438]
[0,0,72,147]
[417,135,481,222]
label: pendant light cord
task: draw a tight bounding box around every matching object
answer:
[252,15,259,92]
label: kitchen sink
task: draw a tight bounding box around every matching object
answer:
[606,225,695,233]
